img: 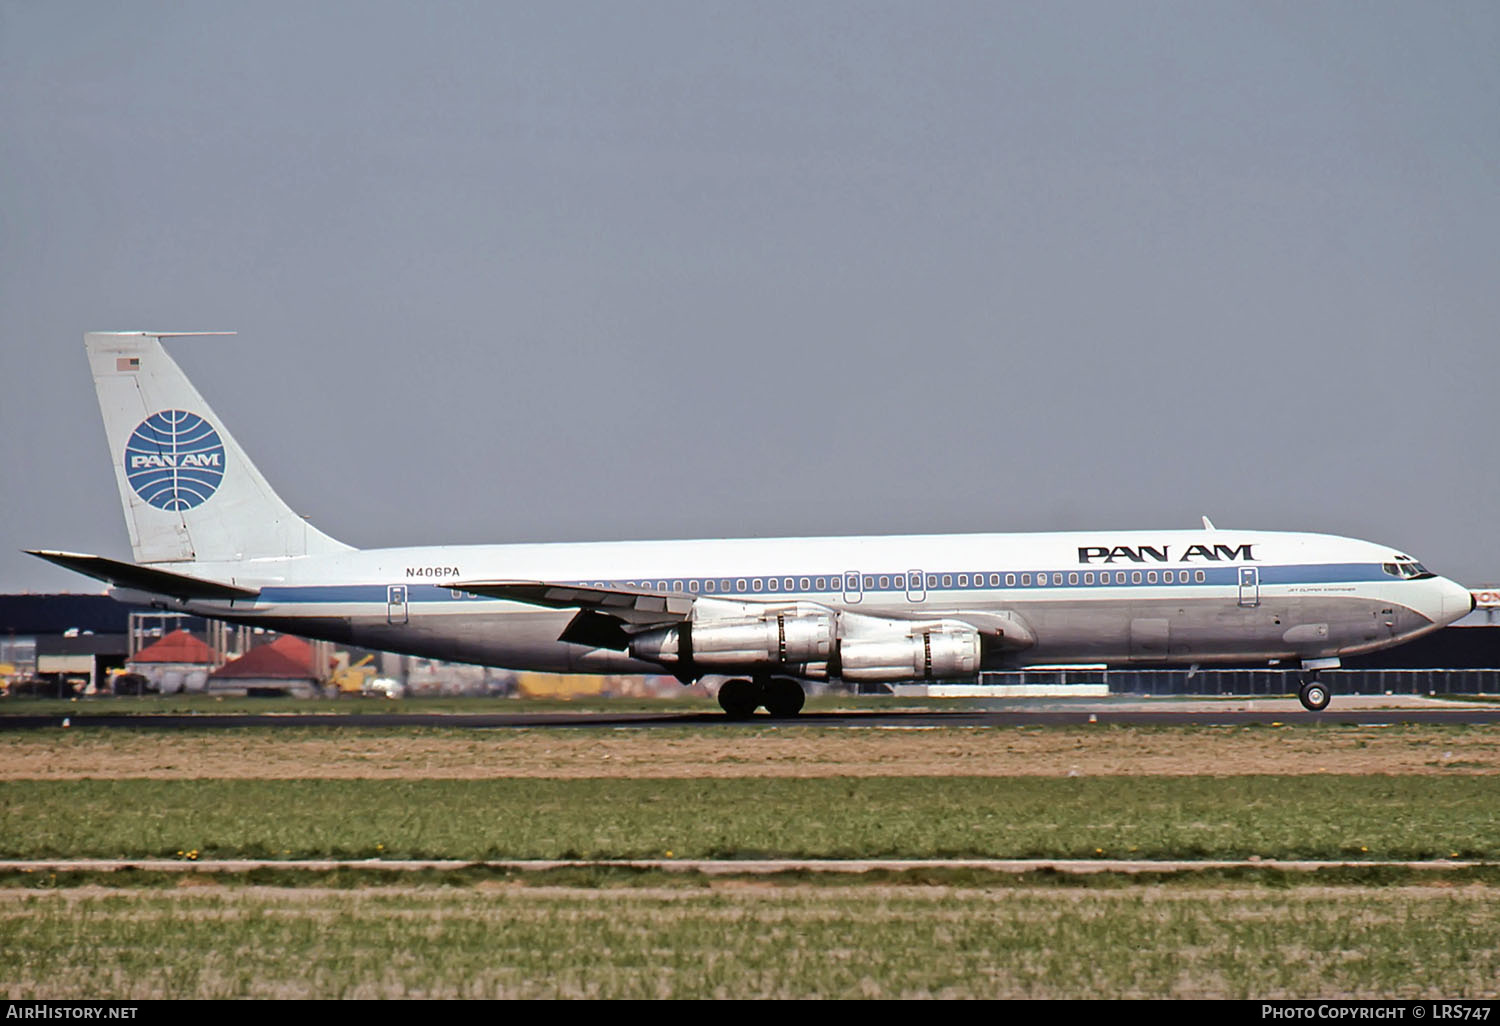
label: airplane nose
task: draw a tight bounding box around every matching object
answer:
[1439,578,1474,625]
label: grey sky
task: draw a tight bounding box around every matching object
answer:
[3,1,1498,592]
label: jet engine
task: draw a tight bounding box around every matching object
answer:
[629,608,835,669]
[839,622,981,682]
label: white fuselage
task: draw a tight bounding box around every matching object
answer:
[130,528,1473,680]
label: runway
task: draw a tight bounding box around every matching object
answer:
[2,696,1498,730]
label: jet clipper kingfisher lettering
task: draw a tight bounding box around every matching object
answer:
[29,332,1475,716]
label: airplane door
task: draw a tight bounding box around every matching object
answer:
[906,568,926,603]
[842,571,863,605]
[1238,567,1260,608]
[1129,618,1170,661]
[387,585,409,625]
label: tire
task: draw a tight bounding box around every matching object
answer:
[763,677,806,718]
[1298,681,1330,712]
[717,678,760,719]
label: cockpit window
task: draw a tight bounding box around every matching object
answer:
[1383,560,1434,580]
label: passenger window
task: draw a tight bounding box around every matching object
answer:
[990,574,1000,586]
[1021,574,1031,586]
[753,579,763,592]
[815,577,826,590]
[800,577,810,591]
[941,575,952,588]
[1147,571,1157,584]
[784,578,794,591]
[767,578,778,591]
[1084,572,1094,585]
[1131,571,1142,584]
[1195,570,1205,583]
[689,580,700,593]
[879,575,889,589]
[895,575,905,589]
[864,576,875,589]
[927,575,938,588]
[1116,572,1127,584]
[1006,574,1016,587]
[957,575,968,587]
[705,580,715,593]
[1068,573,1078,585]
[736,579,747,592]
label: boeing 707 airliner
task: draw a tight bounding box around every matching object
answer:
[28,332,1475,715]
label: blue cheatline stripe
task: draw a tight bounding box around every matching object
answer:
[251,562,1391,605]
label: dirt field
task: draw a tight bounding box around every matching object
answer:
[2,723,1496,779]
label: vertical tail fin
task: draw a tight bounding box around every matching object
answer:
[86,332,351,564]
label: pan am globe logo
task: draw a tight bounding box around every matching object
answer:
[124,410,226,511]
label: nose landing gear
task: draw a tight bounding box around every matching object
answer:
[1296,659,1339,712]
[1298,675,1331,712]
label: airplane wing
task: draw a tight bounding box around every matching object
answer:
[447,580,1037,653]
[446,579,694,624]
[447,579,696,651]
[26,550,261,602]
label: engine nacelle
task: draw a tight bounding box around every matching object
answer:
[840,624,981,682]
[629,610,835,669]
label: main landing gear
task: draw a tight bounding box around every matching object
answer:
[1297,674,1331,713]
[717,677,806,719]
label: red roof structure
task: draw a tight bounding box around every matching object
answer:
[210,635,316,681]
[131,629,218,665]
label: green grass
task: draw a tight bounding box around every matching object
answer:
[4,776,1499,861]
[8,862,1500,891]
[4,882,1498,998]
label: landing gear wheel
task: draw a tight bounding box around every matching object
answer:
[1298,680,1330,712]
[763,677,806,718]
[717,678,760,719]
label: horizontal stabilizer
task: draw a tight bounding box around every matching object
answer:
[448,579,692,625]
[25,550,261,602]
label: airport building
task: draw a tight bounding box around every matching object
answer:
[0,593,132,696]
[0,594,302,696]
[128,629,219,694]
